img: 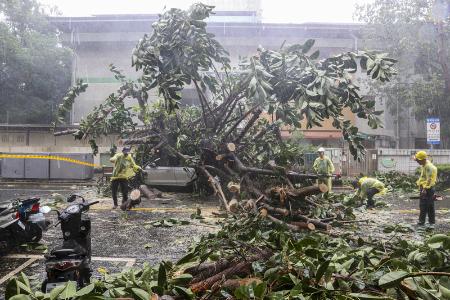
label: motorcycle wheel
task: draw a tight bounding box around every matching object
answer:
[28,223,42,243]
[41,279,47,293]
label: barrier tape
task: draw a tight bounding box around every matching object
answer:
[0,154,100,168]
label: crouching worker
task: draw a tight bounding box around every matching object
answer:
[352,177,387,209]
[110,146,142,209]
[415,151,437,228]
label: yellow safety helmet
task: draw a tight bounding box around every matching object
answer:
[415,151,427,161]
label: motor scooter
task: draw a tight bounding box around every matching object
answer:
[0,197,50,255]
[42,194,98,292]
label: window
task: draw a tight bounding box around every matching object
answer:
[1,135,9,143]
[16,135,25,143]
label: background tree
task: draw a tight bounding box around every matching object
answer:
[355,0,450,147]
[0,0,72,124]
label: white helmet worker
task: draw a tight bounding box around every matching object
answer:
[317,147,325,153]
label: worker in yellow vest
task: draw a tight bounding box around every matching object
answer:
[415,151,437,228]
[352,177,387,209]
[110,146,142,209]
[313,147,335,193]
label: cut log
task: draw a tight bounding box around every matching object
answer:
[264,214,307,232]
[187,258,234,280]
[292,213,332,231]
[290,221,316,231]
[190,251,271,293]
[288,184,328,198]
[130,189,141,201]
[200,167,230,212]
[139,184,156,199]
[228,198,240,213]
[259,203,289,217]
[226,143,236,152]
[221,278,262,290]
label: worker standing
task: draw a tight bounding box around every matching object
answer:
[415,151,437,229]
[352,177,387,209]
[313,147,335,193]
[110,146,142,210]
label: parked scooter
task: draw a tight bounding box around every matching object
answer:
[42,194,98,292]
[0,197,50,255]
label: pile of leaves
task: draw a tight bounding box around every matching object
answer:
[6,212,450,300]
[375,171,417,192]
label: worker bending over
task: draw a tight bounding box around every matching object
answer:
[352,177,387,209]
[415,151,437,228]
[110,146,142,209]
[313,147,335,193]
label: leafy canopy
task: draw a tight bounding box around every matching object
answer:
[59,3,397,160]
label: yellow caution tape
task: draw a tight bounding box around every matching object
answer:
[0,154,100,168]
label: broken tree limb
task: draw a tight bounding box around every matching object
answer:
[122,134,161,145]
[200,166,230,212]
[288,184,328,198]
[187,258,235,280]
[289,221,316,231]
[190,251,271,293]
[139,184,162,199]
[259,203,289,216]
[291,213,332,231]
[265,214,301,231]
[229,153,319,181]
[53,129,79,136]
[221,278,263,290]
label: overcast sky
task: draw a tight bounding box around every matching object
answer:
[38,0,373,23]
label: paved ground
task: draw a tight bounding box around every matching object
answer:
[0,183,449,298]
[0,183,219,297]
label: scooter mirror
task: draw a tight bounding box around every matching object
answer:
[67,195,77,203]
[40,206,51,214]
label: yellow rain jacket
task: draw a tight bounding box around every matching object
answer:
[110,153,141,180]
[356,177,387,199]
[313,156,335,175]
[417,160,437,189]
[313,156,335,192]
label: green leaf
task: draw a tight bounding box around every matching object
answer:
[302,39,315,53]
[309,50,320,60]
[49,284,66,300]
[254,282,267,298]
[60,281,77,299]
[378,271,409,288]
[315,260,330,282]
[75,283,95,296]
[173,286,194,299]
[176,251,196,265]
[132,288,151,300]
[8,295,32,300]
[171,273,193,285]
[158,263,167,288]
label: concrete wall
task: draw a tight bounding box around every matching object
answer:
[377,148,450,174]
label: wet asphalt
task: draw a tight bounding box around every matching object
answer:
[0,183,219,298]
[0,183,449,298]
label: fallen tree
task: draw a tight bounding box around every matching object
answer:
[53,3,397,212]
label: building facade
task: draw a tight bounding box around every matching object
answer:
[1,6,422,152]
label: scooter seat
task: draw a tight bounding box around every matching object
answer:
[50,248,83,258]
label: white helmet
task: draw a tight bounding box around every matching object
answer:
[317,147,325,153]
